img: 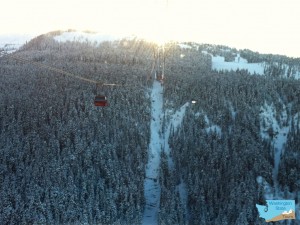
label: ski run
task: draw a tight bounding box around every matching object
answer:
[142,80,189,225]
[259,102,300,220]
[259,102,291,194]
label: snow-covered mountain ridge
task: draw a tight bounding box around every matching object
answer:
[2,30,300,80]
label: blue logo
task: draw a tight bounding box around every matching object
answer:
[256,200,296,222]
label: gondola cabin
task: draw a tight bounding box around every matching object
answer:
[94,95,108,107]
[155,71,164,84]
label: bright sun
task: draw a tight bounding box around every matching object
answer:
[87,0,192,46]
[99,0,178,45]
[135,1,172,45]
[108,0,202,45]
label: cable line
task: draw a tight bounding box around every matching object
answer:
[0,39,159,106]
[0,51,120,86]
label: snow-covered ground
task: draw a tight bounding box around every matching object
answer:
[0,31,128,53]
[206,51,300,79]
[203,115,222,136]
[142,81,164,225]
[164,103,189,220]
[211,54,265,75]
[177,180,188,220]
[164,102,189,168]
[178,43,192,49]
[0,34,33,53]
[195,112,222,137]
[277,63,300,80]
[53,31,130,45]
[228,101,237,120]
[259,102,290,189]
[143,81,190,225]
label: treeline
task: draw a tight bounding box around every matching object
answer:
[194,43,300,79]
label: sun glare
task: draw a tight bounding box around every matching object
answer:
[92,0,186,46]
[130,0,205,45]
[1,0,299,57]
[122,0,173,45]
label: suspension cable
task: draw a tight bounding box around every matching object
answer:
[1,39,157,87]
[0,51,120,86]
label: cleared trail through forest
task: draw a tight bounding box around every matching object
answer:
[142,80,189,225]
[142,80,164,225]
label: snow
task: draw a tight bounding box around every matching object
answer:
[177,180,188,219]
[202,50,265,75]
[293,114,300,128]
[228,101,237,120]
[142,81,164,225]
[259,103,278,140]
[288,66,300,80]
[0,34,33,53]
[273,125,289,187]
[206,51,300,79]
[204,115,222,137]
[195,112,222,136]
[212,54,265,75]
[143,81,190,225]
[177,181,188,205]
[256,176,263,184]
[164,103,189,221]
[178,43,192,49]
[53,31,126,45]
[259,103,300,221]
[259,102,290,195]
[195,112,201,118]
[164,102,189,168]
[205,125,222,135]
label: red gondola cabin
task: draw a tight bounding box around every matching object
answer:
[94,95,108,107]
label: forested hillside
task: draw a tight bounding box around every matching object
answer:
[0,32,299,224]
[0,34,153,224]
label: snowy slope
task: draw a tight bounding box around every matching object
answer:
[164,103,190,221]
[211,54,265,75]
[142,81,164,225]
[164,102,189,168]
[0,34,33,53]
[53,31,130,45]
[143,81,190,225]
[178,43,192,49]
[204,50,300,79]
[195,112,222,137]
[259,102,290,190]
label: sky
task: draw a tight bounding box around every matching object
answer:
[0,0,299,57]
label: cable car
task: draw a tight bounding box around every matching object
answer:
[94,95,108,107]
[94,82,109,107]
[156,72,164,81]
